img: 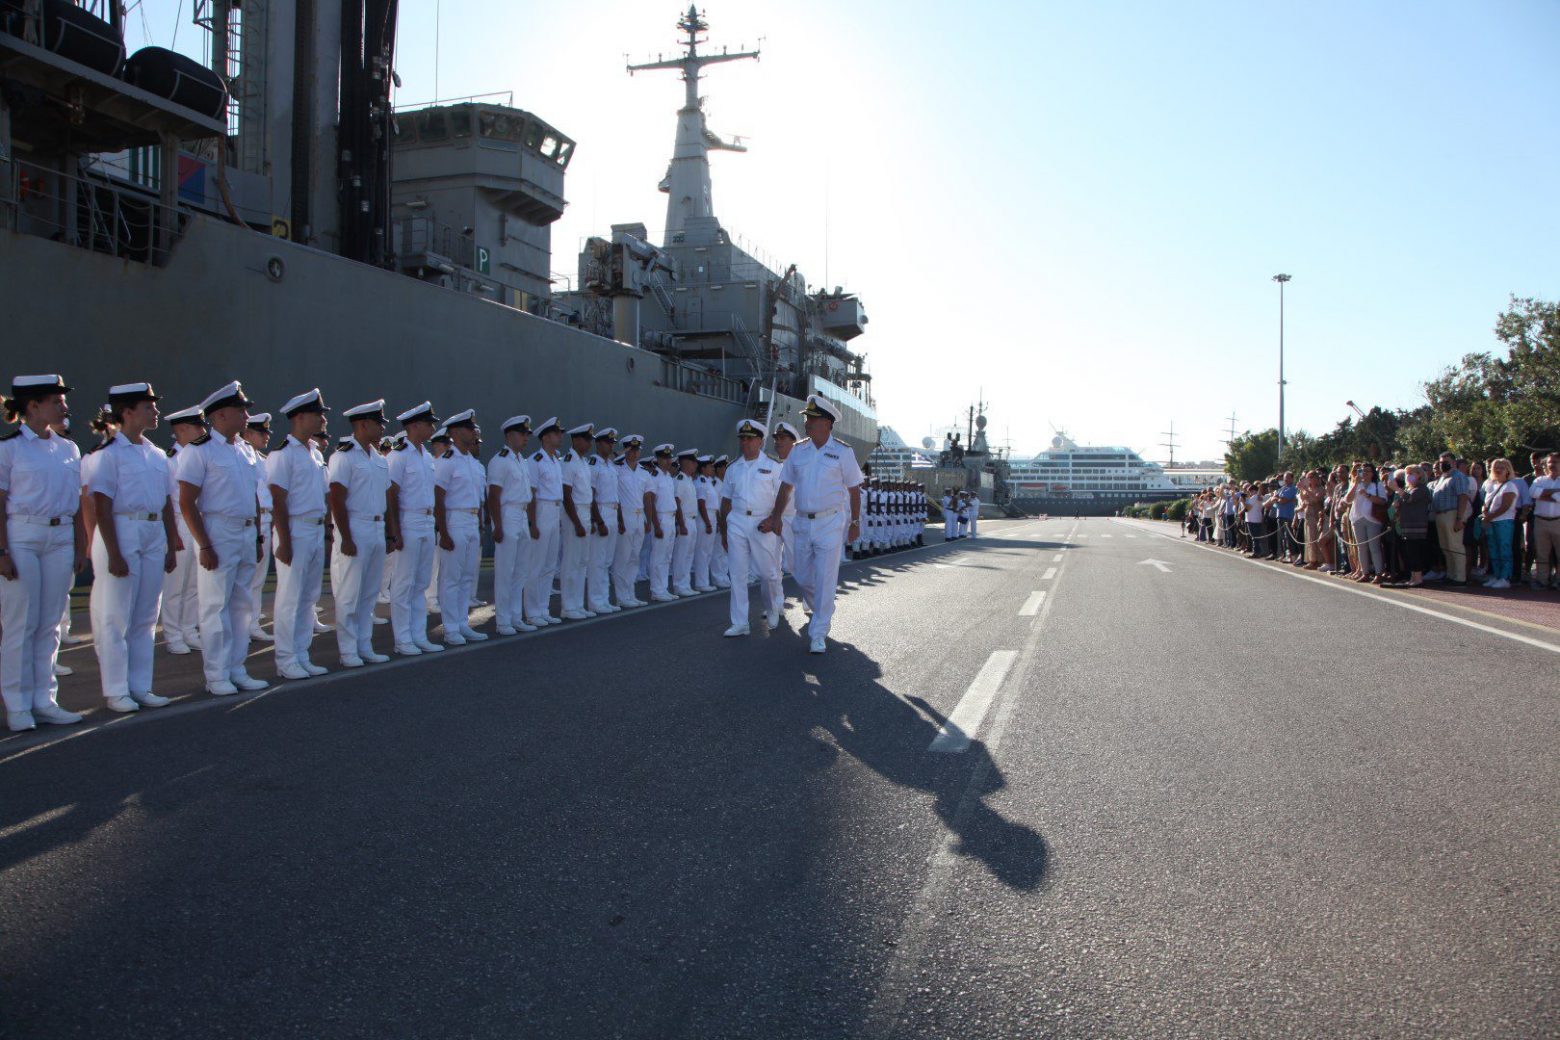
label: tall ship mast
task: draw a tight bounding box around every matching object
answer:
[0,3,877,456]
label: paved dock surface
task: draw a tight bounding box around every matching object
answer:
[2,517,1555,1039]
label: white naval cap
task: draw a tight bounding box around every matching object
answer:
[800,393,841,423]
[198,380,252,414]
[697,454,713,465]
[106,382,161,404]
[652,442,675,456]
[281,388,329,416]
[396,400,439,426]
[620,434,645,447]
[165,404,205,425]
[594,427,619,441]
[567,421,594,438]
[343,399,387,422]
[735,417,767,439]
[501,414,532,434]
[431,425,451,442]
[336,434,354,447]
[534,416,562,436]
[246,412,273,428]
[9,374,72,398]
[773,420,800,440]
[714,454,729,465]
[443,409,476,430]
[676,448,699,460]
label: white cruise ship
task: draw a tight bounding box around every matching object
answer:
[1005,435,1202,515]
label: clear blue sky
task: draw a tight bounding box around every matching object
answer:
[128,1,1559,461]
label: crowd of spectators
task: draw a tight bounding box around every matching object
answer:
[1182,451,1560,592]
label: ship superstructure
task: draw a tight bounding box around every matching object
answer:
[1006,434,1192,514]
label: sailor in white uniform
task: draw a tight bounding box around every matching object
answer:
[385,403,444,655]
[646,444,680,602]
[942,491,956,540]
[240,412,276,641]
[424,426,451,610]
[267,388,332,679]
[176,380,268,695]
[710,455,731,588]
[610,435,652,608]
[691,455,719,592]
[487,414,537,635]
[587,427,622,614]
[327,400,392,665]
[671,448,701,596]
[966,493,979,538]
[433,409,488,644]
[87,382,177,713]
[719,418,784,636]
[559,422,596,619]
[768,394,864,654]
[772,422,800,580]
[524,417,565,627]
[159,405,207,652]
[0,374,86,731]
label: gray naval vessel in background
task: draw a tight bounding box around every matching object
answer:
[0,2,877,455]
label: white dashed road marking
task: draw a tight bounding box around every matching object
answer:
[1018,591,1047,617]
[928,650,1019,753]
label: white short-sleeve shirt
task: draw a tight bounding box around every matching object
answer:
[177,434,261,518]
[779,437,863,515]
[486,448,533,510]
[0,424,82,518]
[89,433,170,515]
[723,454,784,516]
[327,439,391,516]
[266,434,328,518]
[387,440,436,515]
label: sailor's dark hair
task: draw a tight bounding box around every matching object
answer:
[92,405,120,432]
[0,395,14,423]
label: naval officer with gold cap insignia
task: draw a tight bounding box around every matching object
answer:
[328,399,392,666]
[268,388,332,679]
[524,417,565,626]
[386,401,445,654]
[487,414,537,635]
[435,409,488,644]
[719,418,784,636]
[558,422,596,619]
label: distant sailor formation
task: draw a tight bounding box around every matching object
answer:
[2,374,955,732]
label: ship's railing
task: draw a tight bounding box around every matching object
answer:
[658,357,746,405]
[1,156,180,265]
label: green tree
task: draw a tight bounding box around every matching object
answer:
[1225,428,1279,482]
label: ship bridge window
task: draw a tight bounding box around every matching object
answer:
[452,109,473,138]
[396,113,418,141]
[418,110,449,142]
[524,122,544,150]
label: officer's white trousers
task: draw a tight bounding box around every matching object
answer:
[492,506,532,629]
[245,513,272,626]
[671,527,695,594]
[711,534,729,587]
[969,511,978,537]
[335,516,385,657]
[90,515,165,700]
[160,515,199,643]
[1,519,75,713]
[525,500,561,620]
[273,515,326,669]
[648,512,676,597]
[391,521,435,645]
[612,508,646,603]
[196,515,258,684]
[725,515,782,628]
[438,512,479,635]
[692,521,715,589]
[559,508,590,612]
[789,511,848,641]
[588,504,619,610]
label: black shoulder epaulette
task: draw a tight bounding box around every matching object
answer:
[498,448,510,458]
[393,442,408,452]
[88,440,110,454]
[339,440,355,452]
[614,457,625,467]
[562,450,574,462]
[675,472,685,481]
[532,451,545,462]
[588,455,598,466]
[165,445,176,457]
[0,429,22,441]
[192,432,212,446]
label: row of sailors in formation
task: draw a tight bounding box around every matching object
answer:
[942,491,981,541]
[0,375,902,733]
[849,479,932,559]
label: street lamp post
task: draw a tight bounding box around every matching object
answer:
[1272,273,1292,457]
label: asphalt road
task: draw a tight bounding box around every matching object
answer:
[1,518,1555,1039]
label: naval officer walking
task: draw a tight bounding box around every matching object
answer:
[719,418,784,636]
[267,389,331,679]
[176,381,268,695]
[766,394,863,654]
[387,402,445,655]
[488,414,538,635]
[327,400,392,666]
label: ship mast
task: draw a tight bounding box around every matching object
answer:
[628,6,759,242]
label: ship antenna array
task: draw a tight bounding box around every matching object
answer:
[1220,412,1238,446]
[1160,421,1179,466]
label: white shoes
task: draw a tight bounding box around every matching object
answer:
[764,609,780,629]
[341,655,368,666]
[809,637,826,654]
[561,610,590,621]
[53,662,73,677]
[651,593,677,603]
[372,616,388,626]
[34,702,83,724]
[106,695,140,713]
[495,626,517,636]
[361,651,391,664]
[694,585,716,593]
[7,710,37,731]
[131,691,171,707]
[312,619,333,634]
[166,639,192,655]
[460,628,488,642]
[395,643,424,655]
[230,673,269,692]
[279,663,313,680]
[207,680,239,697]
[415,639,444,653]
[443,635,466,648]
[303,661,329,675]
[249,627,274,642]
[723,624,750,637]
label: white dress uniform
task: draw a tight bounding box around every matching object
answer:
[267,402,331,675]
[967,496,979,537]
[610,444,650,606]
[587,435,621,613]
[671,459,699,596]
[0,403,82,726]
[176,387,264,691]
[942,493,956,540]
[709,460,731,588]
[524,427,565,625]
[692,466,719,591]
[722,439,785,632]
[487,438,535,633]
[434,432,485,642]
[327,425,391,663]
[87,423,171,707]
[646,456,679,601]
[243,428,273,638]
[779,411,864,647]
[558,435,594,617]
[159,423,204,650]
[388,430,441,652]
